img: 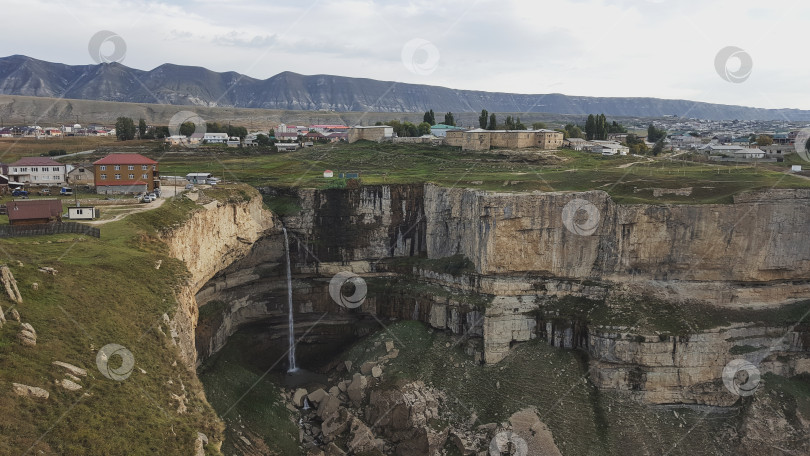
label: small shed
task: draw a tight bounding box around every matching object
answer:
[68,206,98,220]
[276,143,300,152]
[7,199,63,225]
[792,165,803,172]
[186,173,213,184]
[323,170,334,178]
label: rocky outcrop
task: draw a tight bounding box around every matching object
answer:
[12,383,49,399]
[586,323,810,405]
[17,322,36,347]
[162,188,274,369]
[1,265,22,304]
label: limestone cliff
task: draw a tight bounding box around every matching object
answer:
[195,183,810,406]
[162,190,274,368]
[425,185,810,291]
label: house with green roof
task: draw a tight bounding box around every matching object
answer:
[430,124,462,137]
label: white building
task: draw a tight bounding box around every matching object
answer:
[8,157,68,186]
[68,206,98,220]
[564,138,592,151]
[276,143,300,152]
[591,141,629,156]
[203,133,228,144]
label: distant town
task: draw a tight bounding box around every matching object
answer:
[1,111,808,197]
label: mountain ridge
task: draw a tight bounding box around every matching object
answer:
[1,54,809,121]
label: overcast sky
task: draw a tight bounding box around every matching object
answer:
[3,0,809,110]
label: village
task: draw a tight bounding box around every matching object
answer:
[0,112,808,230]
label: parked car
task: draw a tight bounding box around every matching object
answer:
[141,195,153,203]
[147,192,157,200]
[185,183,194,190]
[11,189,28,197]
[38,188,51,195]
[59,187,73,196]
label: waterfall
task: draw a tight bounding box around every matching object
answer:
[283,227,297,372]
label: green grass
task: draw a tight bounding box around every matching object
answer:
[153,142,810,204]
[539,296,810,336]
[262,194,302,217]
[760,373,810,428]
[0,193,224,455]
[198,331,299,456]
[385,253,476,276]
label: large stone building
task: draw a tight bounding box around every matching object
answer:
[445,129,564,151]
[348,126,394,143]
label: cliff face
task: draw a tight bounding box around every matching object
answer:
[281,185,426,263]
[191,184,810,405]
[162,193,274,368]
[425,185,810,306]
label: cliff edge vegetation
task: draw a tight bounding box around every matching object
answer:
[0,184,261,455]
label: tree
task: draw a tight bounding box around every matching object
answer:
[115,117,136,141]
[403,122,419,137]
[152,126,169,138]
[585,115,596,140]
[504,116,515,130]
[423,110,436,126]
[756,134,773,147]
[479,110,489,129]
[256,134,271,146]
[515,117,526,130]
[179,121,196,137]
[417,122,432,136]
[532,122,547,130]
[227,125,248,140]
[488,113,497,130]
[596,114,607,140]
[138,118,147,139]
[564,124,583,139]
[652,139,665,156]
[647,124,667,143]
[608,120,627,134]
[625,134,649,155]
[444,112,455,126]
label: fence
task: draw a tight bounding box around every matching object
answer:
[0,222,100,238]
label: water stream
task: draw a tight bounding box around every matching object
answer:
[282,227,297,372]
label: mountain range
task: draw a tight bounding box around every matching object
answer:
[1,54,808,121]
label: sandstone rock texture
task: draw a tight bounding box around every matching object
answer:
[1,265,22,303]
[425,185,810,294]
[12,383,48,399]
[161,189,274,368]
